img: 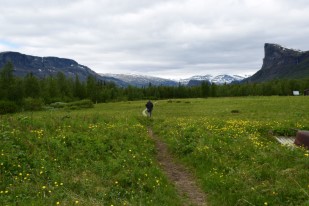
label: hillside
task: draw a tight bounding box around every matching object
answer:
[245,43,309,82]
[0,51,126,86]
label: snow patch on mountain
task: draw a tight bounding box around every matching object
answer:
[180,74,250,85]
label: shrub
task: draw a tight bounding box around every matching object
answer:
[49,100,94,110]
[66,99,94,110]
[50,102,68,108]
[23,98,44,111]
[0,100,19,114]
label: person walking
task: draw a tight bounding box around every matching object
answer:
[145,100,154,117]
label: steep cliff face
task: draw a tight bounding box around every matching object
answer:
[0,51,126,86]
[262,43,304,70]
[246,43,309,82]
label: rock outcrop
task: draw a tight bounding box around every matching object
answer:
[245,43,309,82]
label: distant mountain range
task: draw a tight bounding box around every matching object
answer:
[1,43,308,87]
[0,51,250,87]
[101,73,248,87]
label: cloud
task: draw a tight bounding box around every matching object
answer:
[0,0,309,79]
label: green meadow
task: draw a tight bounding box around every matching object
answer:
[1,96,309,205]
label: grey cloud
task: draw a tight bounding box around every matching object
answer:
[0,0,309,79]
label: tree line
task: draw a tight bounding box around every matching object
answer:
[0,62,308,113]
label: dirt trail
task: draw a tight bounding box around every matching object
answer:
[148,128,207,206]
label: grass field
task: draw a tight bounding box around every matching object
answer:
[1,96,309,205]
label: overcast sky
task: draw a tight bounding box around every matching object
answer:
[0,0,309,80]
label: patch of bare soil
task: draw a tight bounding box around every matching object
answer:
[148,128,207,206]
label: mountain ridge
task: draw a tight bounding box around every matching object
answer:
[0,51,127,86]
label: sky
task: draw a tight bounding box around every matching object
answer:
[0,0,309,80]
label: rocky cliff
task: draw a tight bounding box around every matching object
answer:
[245,43,309,82]
[0,51,126,85]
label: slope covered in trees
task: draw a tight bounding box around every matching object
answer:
[0,62,309,113]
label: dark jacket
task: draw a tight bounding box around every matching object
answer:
[145,101,153,112]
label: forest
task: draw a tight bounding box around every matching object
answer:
[0,62,309,113]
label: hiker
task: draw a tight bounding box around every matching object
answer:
[145,100,154,117]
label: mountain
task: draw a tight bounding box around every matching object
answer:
[0,51,127,86]
[180,74,248,85]
[187,79,209,87]
[245,43,309,82]
[101,73,178,87]
[180,75,212,85]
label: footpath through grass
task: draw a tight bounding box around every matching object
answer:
[1,96,309,205]
[152,96,309,206]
